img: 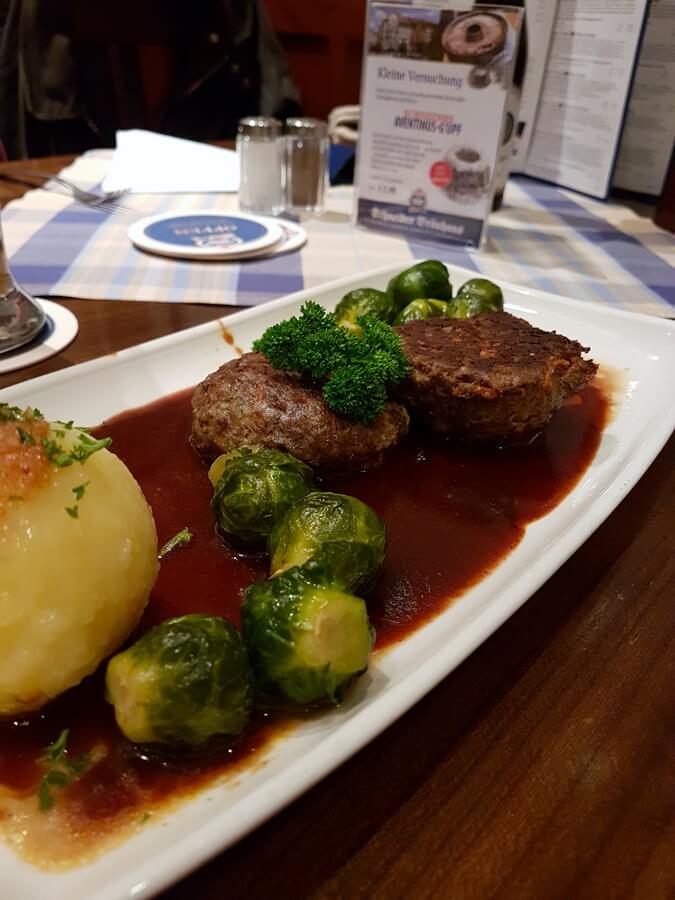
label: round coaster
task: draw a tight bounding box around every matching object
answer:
[234,219,307,259]
[0,300,79,375]
[128,212,283,260]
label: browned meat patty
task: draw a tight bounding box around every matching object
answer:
[396,312,597,442]
[191,352,410,473]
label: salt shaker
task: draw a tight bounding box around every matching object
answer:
[237,117,284,215]
[284,118,329,214]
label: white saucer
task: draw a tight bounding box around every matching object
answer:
[0,300,79,375]
[234,218,307,259]
[128,212,283,260]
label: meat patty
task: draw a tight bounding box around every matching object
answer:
[191,352,410,473]
[396,312,597,442]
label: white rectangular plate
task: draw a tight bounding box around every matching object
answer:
[2,262,674,900]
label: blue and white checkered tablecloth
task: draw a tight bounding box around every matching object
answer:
[3,151,674,317]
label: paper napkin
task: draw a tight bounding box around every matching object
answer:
[102,130,239,194]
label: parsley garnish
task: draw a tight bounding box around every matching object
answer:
[73,432,111,459]
[37,729,94,812]
[0,404,43,423]
[42,431,112,468]
[0,403,23,422]
[16,427,36,445]
[64,482,90,518]
[41,438,72,467]
[158,527,194,560]
[38,771,70,811]
[72,482,89,501]
[45,728,70,762]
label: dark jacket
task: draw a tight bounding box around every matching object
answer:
[0,0,300,159]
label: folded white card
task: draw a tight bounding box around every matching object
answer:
[102,129,240,194]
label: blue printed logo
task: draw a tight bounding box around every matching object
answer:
[145,215,268,249]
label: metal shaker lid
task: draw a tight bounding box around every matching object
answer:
[285,117,328,137]
[237,116,282,138]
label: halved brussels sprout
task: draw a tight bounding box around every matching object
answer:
[451,278,504,318]
[106,614,254,747]
[334,288,397,333]
[209,447,313,550]
[268,491,386,592]
[241,560,374,706]
[387,260,452,311]
[394,298,454,325]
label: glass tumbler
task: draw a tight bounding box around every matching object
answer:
[0,210,45,353]
[284,118,329,214]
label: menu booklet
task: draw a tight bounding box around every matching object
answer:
[524,0,650,199]
[356,2,525,248]
[612,0,675,198]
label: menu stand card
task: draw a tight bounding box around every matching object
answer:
[356,2,524,249]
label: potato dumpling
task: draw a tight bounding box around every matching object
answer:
[0,406,158,716]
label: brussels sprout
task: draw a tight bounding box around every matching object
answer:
[106,614,254,747]
[394,298,454,325]
[268,491,386,593]
[386,260,452,311]
[209,447,313,550]
[334,288,397,333]
[451,278,504,318]
[242,560,374,706]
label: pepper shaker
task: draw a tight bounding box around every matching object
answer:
[284,118,329,214]
[237,117,284,215]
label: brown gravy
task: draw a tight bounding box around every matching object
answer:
[0,381,608,864]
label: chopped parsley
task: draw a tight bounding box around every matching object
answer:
[38,772,68,811]
[72,482,89,501]
[45,728,69,761]
[37,729,94,812]
[41,438,72,467]
[0,403,24,423]
[64,482,90,519]
[42,431,111,468]
[16,427,36,445]
[0,403,43,423]
[41,426,112,520]
[2,406,108,518]
[158,527,194,560]
[2,405,108,464]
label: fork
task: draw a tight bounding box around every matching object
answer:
[0,168,132,214]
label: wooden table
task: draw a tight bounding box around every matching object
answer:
[2,157,674,900]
